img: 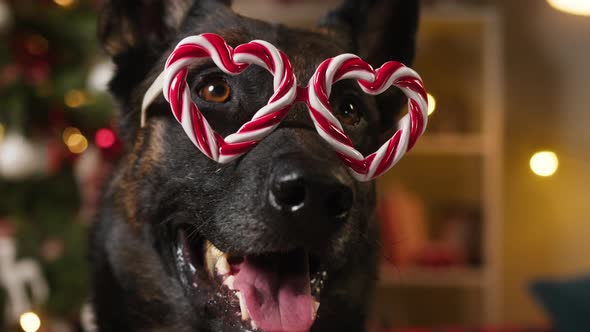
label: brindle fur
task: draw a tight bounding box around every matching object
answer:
[92,1,419,331]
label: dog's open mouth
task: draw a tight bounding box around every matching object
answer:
[175,230,326,332]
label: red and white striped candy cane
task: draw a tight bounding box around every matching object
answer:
[307,54,428,181]
[142,33,297,163]
[141,35,429,181]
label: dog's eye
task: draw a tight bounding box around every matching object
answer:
[198,78,231,103]
[335,97,363,126]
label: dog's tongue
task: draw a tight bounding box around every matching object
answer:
[233,250,315,332]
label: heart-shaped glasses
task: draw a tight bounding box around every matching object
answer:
[142,33,429,181]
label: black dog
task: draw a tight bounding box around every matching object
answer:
[92,0,419,331]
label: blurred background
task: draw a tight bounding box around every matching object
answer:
[0,0,589,331]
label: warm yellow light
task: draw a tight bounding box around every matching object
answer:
[64,89,88,108]
[0,123,5,144]
[66,133,89,154]
[19,312,41,332]
[62,126,81,144]
[427,93,436,116]
[547,0,590,16]
[530,151,559,177]
[53,0,76,7]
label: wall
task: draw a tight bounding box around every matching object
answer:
[501,0,590,324]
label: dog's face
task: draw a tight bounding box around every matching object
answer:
[93,1,418,331]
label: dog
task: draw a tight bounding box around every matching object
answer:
[91,0,419,331]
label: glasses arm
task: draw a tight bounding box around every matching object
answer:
[141,71,166,128]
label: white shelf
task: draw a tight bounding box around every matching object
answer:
[409,133,484,156]
[379,265,485,288]
[378,6,504,324]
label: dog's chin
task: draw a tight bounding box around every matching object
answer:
[175,229,326,332]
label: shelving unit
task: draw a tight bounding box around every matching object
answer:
[380,266,484,288]
[376,4,504,327]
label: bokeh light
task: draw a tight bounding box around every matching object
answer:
[530,151,559,177]
[19,312,41,332]
[547,0,590,16]
[62,126,81,143]
[53,0,76,8]
[64,89,88,108]
[427,93,436,116]
[87,61,115,92]
[95,128,116,149]
[66,133,88,154]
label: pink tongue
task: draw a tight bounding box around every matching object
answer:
[232,251,315,332]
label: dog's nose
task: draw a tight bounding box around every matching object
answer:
[269,164,353,219]
[270,174,307,213]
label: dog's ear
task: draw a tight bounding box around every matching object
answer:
[320,0,420,134]
[98,0,232,142]
[98,0,231,57]
[320,0,419,67]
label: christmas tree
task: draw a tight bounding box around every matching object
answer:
[0,0,118,331]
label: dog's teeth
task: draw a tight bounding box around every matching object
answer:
[204,241,226,277]
[223,275,235,290]
[205,257,215,277]
[313,300,320,315]
[215,255,230,275]
[236,291,250,321]
[209,243,224,258]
